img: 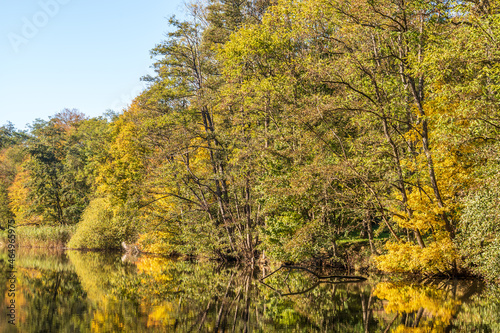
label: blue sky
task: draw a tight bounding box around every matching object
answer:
[0,0,186,130]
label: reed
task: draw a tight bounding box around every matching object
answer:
[0,224,76,248]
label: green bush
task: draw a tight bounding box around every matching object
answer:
[67,197,138,250]
[260,212,305,261]
[456,188,500,281]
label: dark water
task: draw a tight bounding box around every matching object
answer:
[1,247,499,332]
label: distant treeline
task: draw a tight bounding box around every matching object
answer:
[1,0,500,279]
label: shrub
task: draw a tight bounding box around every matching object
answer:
[456,188,500,280]
[67,197,138,250]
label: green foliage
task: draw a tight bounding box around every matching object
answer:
[260,212,305,261]
[24,109,94,225]
[0,122,27,149]
[67,197,138,250]
[260,212,339,263]
[457,187,500,280]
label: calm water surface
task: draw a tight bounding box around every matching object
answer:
[1,247,499,332]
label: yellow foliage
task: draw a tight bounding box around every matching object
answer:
[8,165,42,224]
[376,238,457,274]
[188,137,212,177]
[137,231,171,254]
[95,106,147,200]
[391,144,469,230]
[8,168,30,219]
[380,97,473,274]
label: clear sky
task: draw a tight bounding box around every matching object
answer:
[0,0,186,130]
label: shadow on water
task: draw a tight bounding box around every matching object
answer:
[1,247,500,332]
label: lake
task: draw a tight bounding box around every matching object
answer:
[1,247,499,332]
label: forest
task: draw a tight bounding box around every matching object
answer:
[1,0,500,280]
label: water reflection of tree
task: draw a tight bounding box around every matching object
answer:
[257,265,379,332]
[109,260,382,332]
[19,270,90,333]
[0,249,89,332]
[68,251,155,332]
[454,284,500,332]
[4,249,499,332]
[139,261,264,332]
[373,279,483,332]
[259,265,366,296]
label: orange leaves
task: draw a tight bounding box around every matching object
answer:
[8,166,40,224]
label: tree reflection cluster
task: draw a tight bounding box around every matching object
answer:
[1,249,499,332]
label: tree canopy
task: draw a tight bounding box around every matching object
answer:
[2,0,500,278]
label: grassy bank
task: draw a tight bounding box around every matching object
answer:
[0,225,76,248]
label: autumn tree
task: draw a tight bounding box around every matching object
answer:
[215,0,494,272]
[24,109,92,225]
[126,1,276,260]
[419,0,500,278]
[0,123,27,225]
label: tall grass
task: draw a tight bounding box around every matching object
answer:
[0,224,76,248]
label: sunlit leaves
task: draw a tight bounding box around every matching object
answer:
[376,239,457,274]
